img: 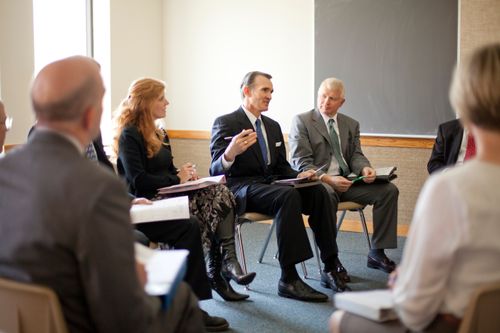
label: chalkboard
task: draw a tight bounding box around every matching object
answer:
[315,0,457,136]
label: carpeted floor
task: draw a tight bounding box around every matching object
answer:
[200,222,406,333]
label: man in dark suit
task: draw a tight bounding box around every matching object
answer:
[210,71,349,301]
[0,56,203,332]
[289,77,398,274]
[427,119,475,174]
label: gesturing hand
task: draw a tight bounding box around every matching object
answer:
[223,129,257,162]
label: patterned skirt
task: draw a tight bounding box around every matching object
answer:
[187,184,236,252]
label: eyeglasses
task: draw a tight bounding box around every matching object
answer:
[4,116,12,131]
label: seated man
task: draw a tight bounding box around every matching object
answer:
[0,56,203,332]
[289,77,398,274]
[329,42,500,333]
[427,118,475,174]
[210,71,349,301]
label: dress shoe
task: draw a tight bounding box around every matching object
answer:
[201,310,230,332]
[334,257,351,283]
[320,271,351,292]
[367,254,396,273]
[278,279,328,302]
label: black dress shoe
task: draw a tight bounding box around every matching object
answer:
[334,257,351,283]
[201,310,230,332]
[320,271,351,292]
[367,255,396,273]
[278,279,328,302]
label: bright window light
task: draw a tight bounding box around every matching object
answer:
[33,0,89,75]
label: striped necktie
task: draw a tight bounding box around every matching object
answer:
[328,119,349,175]
[85,143,98,162]
[255,118,268,165]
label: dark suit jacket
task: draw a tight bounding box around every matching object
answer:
[427,119,463,174]
[210,108,298,214]
[117,126,180,199]
[0,131,161,333]
[288,109,370,176]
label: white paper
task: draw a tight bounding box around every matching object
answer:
[334,289,397,322]
[130,196,190,224]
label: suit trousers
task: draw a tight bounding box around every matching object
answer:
[323,181,399,249]
[245,183,338,268]
[135,217,212,301]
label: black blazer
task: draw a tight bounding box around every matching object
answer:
[210,108,298,213]
[117,126,180,199]
[427,119,464,174]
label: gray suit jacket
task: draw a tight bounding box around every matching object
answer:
[289,109,370,176]
[0,131,162,333]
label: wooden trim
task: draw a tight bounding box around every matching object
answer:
[257,218,409,237]
[2,144,20,152]
[167,129,434,149]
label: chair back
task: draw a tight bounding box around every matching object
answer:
[0,277,68,333]
[458,280,500,333]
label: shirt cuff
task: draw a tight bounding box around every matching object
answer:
[222,154,234,170]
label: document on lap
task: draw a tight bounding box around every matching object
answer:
[334,289,397,322]
[157,175,226,196]
[135,243,189,309]
[272,177,322,188]
[130,196,190,223]
[346,166,398,182]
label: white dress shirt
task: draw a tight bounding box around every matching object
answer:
[393,160,500,331]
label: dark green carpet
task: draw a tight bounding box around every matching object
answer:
[200,222,405,333]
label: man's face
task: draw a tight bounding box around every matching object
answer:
[317,87,345,117]
[245,75,273,113]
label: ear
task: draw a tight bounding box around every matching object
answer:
[339,98,346,107]
[243,85,251,97]
[81,105,100,140]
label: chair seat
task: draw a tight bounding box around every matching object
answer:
[237,212,272,223]
[338,201,365,211]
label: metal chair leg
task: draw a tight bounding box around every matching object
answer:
[358,209,372,250]
[258,221,276,263]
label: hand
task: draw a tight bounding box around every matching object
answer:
[178,163,197,183]
[131,198,153,205]
[223,129,257,162]
[297,169,318,180]
[323,175,352,192]
[387,267,399,289]
[135,261,147,288]
[361,167,376,183]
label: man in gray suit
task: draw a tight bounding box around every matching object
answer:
[289,77,398,275]
[0,56,203,332]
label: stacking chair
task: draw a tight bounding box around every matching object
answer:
[234,201,371,281]
[457,280,500,333]
[0,277,68,333]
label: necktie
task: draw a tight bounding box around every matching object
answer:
[464,133,476,161]
[85,143,98,162]
[255,118,268,165]
[328,119,349,175]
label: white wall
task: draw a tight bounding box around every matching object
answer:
[162,0,314,133]
[0,0,35,145]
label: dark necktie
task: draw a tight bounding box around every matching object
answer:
[255,118,268,165]
[328,119,349,175]
[464,133,476,161]
[85,143,98,162]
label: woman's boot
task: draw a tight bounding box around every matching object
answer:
[217,209,257,285]
[207,241,249,301]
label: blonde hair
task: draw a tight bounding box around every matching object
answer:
[450,43,500,131]
[113,78,166,158]
[318,78,345,98]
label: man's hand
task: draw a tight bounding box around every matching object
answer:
[223,129,257,162]
[297,169,318,180]
[361,166,376,183]
[135,261,147,288]
[131,198,153,205]
[323,175,352,192]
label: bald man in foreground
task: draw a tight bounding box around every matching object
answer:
[0,56,203,333]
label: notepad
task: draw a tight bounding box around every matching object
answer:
[334,289,398,322]
[157,175,226,196]
[130,196,190,224]
[347,166,397,183]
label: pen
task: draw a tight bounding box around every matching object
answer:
[313,163,329,174]
[223,136,233,141]
[352,175,366,183]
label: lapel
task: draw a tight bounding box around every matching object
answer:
[235,108,266,167]
[311,109,333,148]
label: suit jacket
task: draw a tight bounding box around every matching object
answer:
[288,109,370,176]
[117,126,180,199]
[427,119,464,174]
[0,131,162,333]
[210,107,298,213]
